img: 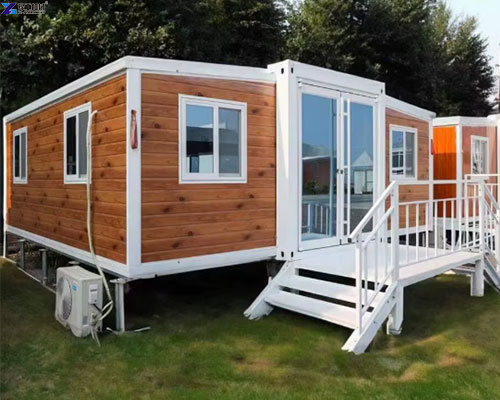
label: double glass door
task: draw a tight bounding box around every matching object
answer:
[300,85,375,250]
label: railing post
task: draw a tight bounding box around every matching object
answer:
[355,240,362,334]
[391,184,400,283]
[496,209,500,268]
[387,183,403,335]
[478,182,485,253]
[472,182,485,297]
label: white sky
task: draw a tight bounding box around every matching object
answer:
[447,0,499,93]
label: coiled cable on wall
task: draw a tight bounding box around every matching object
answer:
[86,110,114,345]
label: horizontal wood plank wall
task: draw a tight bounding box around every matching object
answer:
[6,75,127,263]
[462,125,497,178]
[141,74,276,263]
[386,108,429,228]
[463,125,498,202]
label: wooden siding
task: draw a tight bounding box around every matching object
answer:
[6,75,127,264]
[386,108,430,228]
[463,125,498,202]
[462,125,497,179]
[141,74,276,263]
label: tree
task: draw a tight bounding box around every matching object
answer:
[284,0,495,116]
[428,3,495,116]
[0,0,285,117]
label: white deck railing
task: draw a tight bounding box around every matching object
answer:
[348,177,498,335]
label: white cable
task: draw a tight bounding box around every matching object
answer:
[86,110,114,344]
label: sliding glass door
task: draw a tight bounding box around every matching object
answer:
[300,86,375,250]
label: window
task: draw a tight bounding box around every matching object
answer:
[179,95,247,183]
[471,135,488,174]
[390,125,417,179]
[64,103,91,183]
[13,127,27,184]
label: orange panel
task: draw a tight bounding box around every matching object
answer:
[433,126,456,201]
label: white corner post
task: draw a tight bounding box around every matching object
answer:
[387,183,403,334]
[269,61,299,261]
[376,88,386,224]
[118,68,142,331]
[3,117,7,258]
[126,68,142,272]
[471,182,485,297]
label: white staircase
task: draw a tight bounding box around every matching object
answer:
[245,178,500,354]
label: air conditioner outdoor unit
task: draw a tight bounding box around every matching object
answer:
[55,266,103,337]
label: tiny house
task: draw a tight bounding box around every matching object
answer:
[3,57,434,278]
[433,115,500,203]
[4,57,499,353]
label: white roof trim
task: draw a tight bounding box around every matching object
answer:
[268,60,385,97]
[433,116,497,127]
[128,56,274,83]
[4,56,274,124]
[386,95,435,120]
[4,57,128,123]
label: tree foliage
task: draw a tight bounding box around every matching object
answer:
[0,0,285,116]
[284,0,495,116]
[0,0,495,117]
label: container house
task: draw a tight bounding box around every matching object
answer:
[4,57,499,353]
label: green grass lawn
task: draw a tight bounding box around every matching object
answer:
[1,258,500,400]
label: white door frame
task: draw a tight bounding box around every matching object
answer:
[298,83,342,251]
[269,60,386,261]
[298,84,377,251]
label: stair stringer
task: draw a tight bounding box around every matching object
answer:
[342,283,398,355]
[244,260,295,320]
[484,256,500,293]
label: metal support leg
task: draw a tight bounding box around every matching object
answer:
[2,231,7,257]
[386,286,404,335]
[114,280,126,333]
[40,249,48,285]
[471,258,485,297]
[18,239,26,270]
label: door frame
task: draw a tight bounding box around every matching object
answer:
[298,83,377,251]
[271,60,386,262]
[298,83,342,251]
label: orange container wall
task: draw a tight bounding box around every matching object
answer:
[433,126,457,201]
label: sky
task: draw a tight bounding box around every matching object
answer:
[447,0,500,96]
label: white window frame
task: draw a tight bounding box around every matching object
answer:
[13,127,28,184]
[390,124,418,180]
[63,102,92,184]
[179,94,247,184]
[471,135,489,175]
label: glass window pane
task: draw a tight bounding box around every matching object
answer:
[20,132,26,179]
[392,130,404,174]
[301,93,337,241]
[66,116,77,176]
[78,111,89,177]
[14,135,20,178]
[186,104,213,173]
[405,131,415,177]
[350,102,374,233]
[218,108,241,175]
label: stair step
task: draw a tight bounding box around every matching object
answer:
[399,251,482,287]
[278,275,383,308]
[265,291,369,329]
